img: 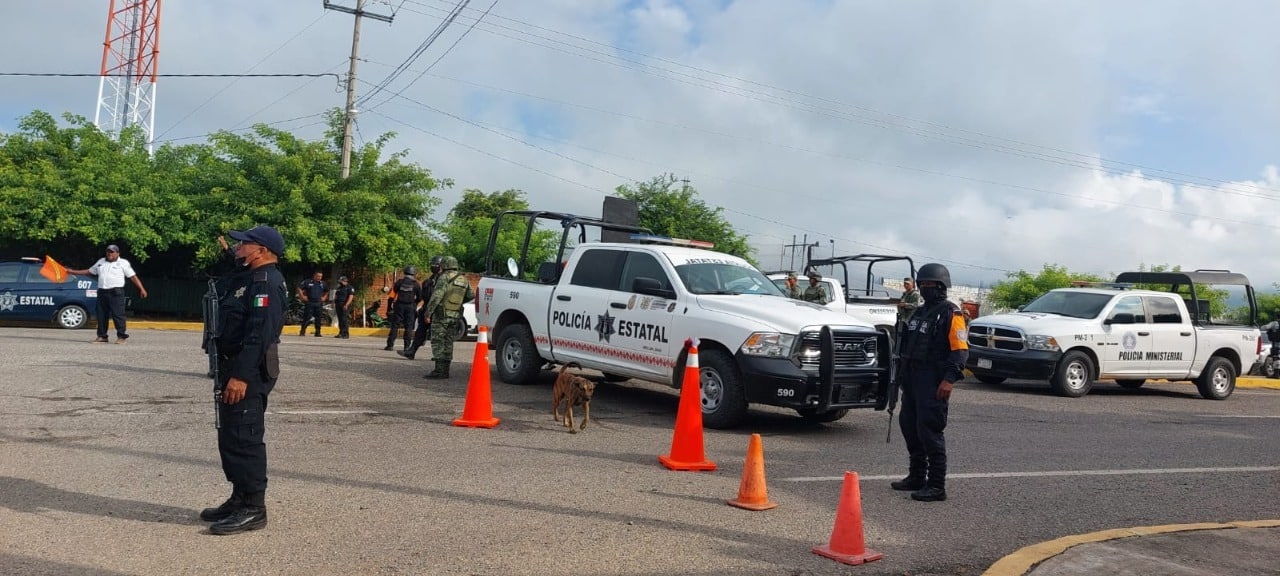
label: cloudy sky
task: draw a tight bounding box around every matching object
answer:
[3,0,1279,290]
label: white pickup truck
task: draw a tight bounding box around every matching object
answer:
[965,270,1262,399]
[476,211,893,428]
[767,254,916,339]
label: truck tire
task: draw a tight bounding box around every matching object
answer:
[797,408,849,423]
[1195,357,1235,400]
[680,349,747,429]
[1051,351,1094,398]
[495,324,541,386]
[1115,379,1145,389]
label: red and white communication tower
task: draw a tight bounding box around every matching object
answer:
[94,0,162,152]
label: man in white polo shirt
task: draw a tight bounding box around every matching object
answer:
[68,244,148,343]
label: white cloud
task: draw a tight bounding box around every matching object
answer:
[2,0,1280,290]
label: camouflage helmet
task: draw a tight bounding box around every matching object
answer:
[916,263,952,288]
[441,256,459,270]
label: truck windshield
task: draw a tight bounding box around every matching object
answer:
[1021,291,1114,319]
[676,264,785,296]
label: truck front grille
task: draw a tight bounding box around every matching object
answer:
[798,330,879,368]
[967,325,1025,351]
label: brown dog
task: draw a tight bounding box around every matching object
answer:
[552,362,596,433]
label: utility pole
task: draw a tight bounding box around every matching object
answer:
[784,234,812,272]
[324,0,392,179]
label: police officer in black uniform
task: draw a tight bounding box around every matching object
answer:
[333,275,356,339]
[891,262,968,502]
[384,266,422,351]
[296,271,328,337]
[398,257,441,360]
[200,225,287,535]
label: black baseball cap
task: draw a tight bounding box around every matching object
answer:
[228,225,285,257]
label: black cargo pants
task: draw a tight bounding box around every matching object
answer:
[899,361,949,488]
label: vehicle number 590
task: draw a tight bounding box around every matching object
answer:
[776,388,796,397]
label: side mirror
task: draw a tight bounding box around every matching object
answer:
[506,257,519,278]
[1105,313,1135,325]
[1017,305,1026,312]
[632,277,675,299]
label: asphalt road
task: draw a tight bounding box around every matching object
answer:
[2,327,1277,575]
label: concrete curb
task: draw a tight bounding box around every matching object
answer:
[128,321,392,338]
[982,519,1280,576]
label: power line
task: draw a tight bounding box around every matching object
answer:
[232,60,349,130]
[394,0,1280,199]
[154,12,329,140]
[359,62,1280,230]
[0,72,340,78]
[355,0,470,109]
[370,103,1019,273]
[152,112,329,145]
[365,0,500,113]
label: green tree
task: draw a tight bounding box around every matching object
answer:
[440,189,556,273]
[1128,263,1235,322]
[615,174,754,264]
[0,111,191,260]
[987,264,1104,310]
[177,110,447,271]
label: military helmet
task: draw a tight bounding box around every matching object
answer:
[441,256,459,270]
[805,268,822,279]
[404,265,418,276]
[430,255,444,268]
[916,263,951,288]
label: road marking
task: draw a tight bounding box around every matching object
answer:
[1198,414,1280,418]
[269,410,379,415]
[781,466,1280,483]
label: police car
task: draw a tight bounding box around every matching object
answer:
[0,258,98,329]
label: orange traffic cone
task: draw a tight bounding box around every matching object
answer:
[812,471,883,566]
[658,342,716,471]
[452,326,500,429]
[726,433,777,511]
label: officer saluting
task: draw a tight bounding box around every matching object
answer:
[891,263,967,503]
[200,225,287,535]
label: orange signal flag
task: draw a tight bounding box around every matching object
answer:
[40,255,70,283]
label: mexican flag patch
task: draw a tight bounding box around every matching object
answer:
[254,295,269,307]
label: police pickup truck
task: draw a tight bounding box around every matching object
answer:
[476,211,893,428]
[965,270,1262,399]
[768,254,916,339]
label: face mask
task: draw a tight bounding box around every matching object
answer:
[921,286,946,302]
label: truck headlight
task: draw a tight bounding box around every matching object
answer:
[740,332,796,358]
[1026,335,1060,352]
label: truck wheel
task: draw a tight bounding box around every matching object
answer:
[797,408,849,423]
[1115,379,1146,389]
[1051,351,1094,398]
[1195,357,1235,400]
[975,374,1006,385]
[57,305,89,329]
[685,349,747,429]
[495,324,541,386]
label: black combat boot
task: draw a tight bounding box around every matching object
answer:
[397,346,417,360]
[890,475,926,491]
[209,492,268,535]
[910,486,947,502]
[423,362,450,379]
[199,490,243,522]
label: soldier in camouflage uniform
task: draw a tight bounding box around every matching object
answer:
[802,270,827,304]
[897,277,921,333]
[423,256,474,379]
[784,271,803,300]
